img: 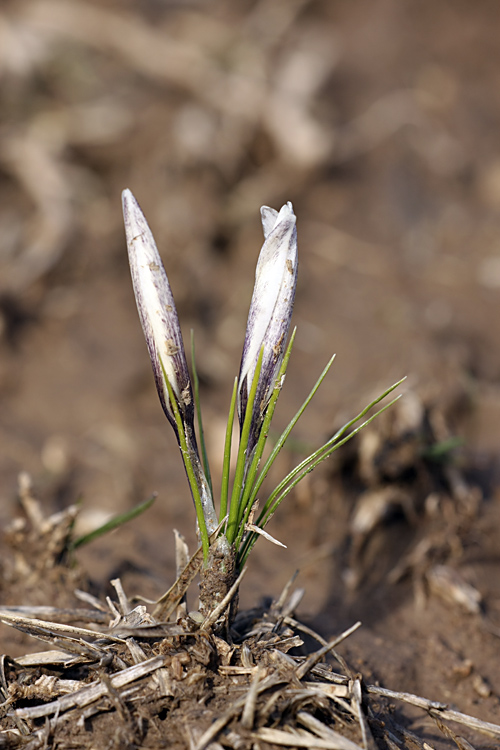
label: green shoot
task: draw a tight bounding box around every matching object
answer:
[219,377,238,522]
[122,189,405,581]
[226,348,264,543]
[191,331,213,495]
[71,494,157,550]
[238,378,405,566]
[162,360,210,560]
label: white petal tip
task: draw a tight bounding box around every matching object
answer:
[121,187,133,205]
[121,190,136,222]
[260,201,295,238]
[122,190,155,258]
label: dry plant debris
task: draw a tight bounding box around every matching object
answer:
[0,498,499,750]
[335,385,484,610]
[2,588,500,750]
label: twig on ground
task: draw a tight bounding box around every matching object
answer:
[295,621,361,680]
[367,685,500,739]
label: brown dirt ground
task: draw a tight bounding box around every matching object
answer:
[1,0,500,747]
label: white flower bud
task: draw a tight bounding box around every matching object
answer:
[122,189,193,432]
[238,202,298,451]
[122,189,218,534]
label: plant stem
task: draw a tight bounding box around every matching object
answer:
[162,362,211,560]
[233,330,297,549]
[240,345,334,531]
[226,348,263,543]
[191,330,213,496]
[219,377,238,522]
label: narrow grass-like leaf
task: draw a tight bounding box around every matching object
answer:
[226,348,264,543]
[239,347,336,531]
[261,393,402,522]
[162,361,211,559]
[259,379,405,522]
[233,330,297,549]
[239,395,401,565]
[421,436,464,462]
[191,330,212,495]
[219,377,238,523]
[71,494,157,550]
[238,378,405,564]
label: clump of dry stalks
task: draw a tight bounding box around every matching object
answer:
[0,477,499,749]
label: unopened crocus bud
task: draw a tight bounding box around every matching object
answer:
[238,202,298,453]
[122,189,193,434]
[122,189,217,533]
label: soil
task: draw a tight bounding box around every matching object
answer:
[1,1,500,747]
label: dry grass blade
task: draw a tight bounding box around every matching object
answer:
[281,587,305,617]
[384,733,405,750]
[174,529,189,619]
[14,650,91,667]
[245,523,287,547]
[47,637,108,661]
[273,570,300,612]
[193,707,243,750]
[432,716,478,750]
[240,665,264,729]
[152,523,226,621]
[297,712,364,750]
[366,685,447,711]
[295,622,361,680]
[285,615,328,646]
[109,621,187,639]
[0,611,123,643]
[302,682,351,699]
[367,685,500,738]
[13,654,166,720]
[110,578,130,616]
[74,589,110,613]
[0,654,9,700]
[255,727,363,749]
[351,678,377,750]
[152,544,204,621]
[428,707,500,740]
[0,605,108,624]
[426,565,482,615]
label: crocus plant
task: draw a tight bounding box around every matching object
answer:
[122,189,402,599]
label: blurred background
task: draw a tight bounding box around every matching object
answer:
[1,0,500,707]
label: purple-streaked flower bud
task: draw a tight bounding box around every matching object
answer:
[122,189,193,434]
[122,189,217,533]
[238,202,298,452]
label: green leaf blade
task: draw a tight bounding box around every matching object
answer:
[71,494,157,550]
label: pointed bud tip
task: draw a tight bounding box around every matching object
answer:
[260,201,294,218]
[122,190,153,248]
[121,187,132,207]
[260,201,295,239]
[122,188,141,220]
